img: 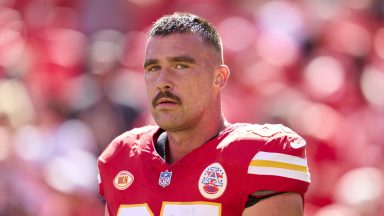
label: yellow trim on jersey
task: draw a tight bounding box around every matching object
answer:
[248,151,310,182]
[250,160,308,172]
[117,203,154,216]
[160,201,221,216]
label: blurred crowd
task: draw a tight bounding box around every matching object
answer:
[0,0,383,215]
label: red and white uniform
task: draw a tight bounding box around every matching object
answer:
[98,123,310,216]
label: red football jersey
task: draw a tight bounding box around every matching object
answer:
[98,123,310,216]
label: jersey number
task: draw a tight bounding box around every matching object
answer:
[117,202,221,216]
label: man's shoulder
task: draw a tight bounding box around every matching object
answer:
[225,123,303,141]
[220,123,310,184]
[98,125,159,164]
[219,123,306,155]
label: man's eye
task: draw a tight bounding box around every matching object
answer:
[146,66,160,72]
[174,64,188,70]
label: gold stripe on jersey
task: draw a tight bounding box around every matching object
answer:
[250,160,308,172]
[248,151,310,182]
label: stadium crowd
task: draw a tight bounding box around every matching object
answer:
[0,0,383,215]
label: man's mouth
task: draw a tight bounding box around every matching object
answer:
[152,91,181,108]
[156,98,178,106]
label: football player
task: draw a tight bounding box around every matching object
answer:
[98,12,310,216]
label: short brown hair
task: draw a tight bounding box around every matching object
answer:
[147,12,222,52]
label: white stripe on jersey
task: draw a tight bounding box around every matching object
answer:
[248,151,310,182]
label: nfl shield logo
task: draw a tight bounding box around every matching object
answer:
[158,170,172,188]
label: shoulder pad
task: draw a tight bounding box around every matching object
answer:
[98,125,158,163]
[220,123,305,150]
[246,123,297,137]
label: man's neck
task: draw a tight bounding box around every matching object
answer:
[166,115,227,164]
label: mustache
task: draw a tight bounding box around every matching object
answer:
[152,91,182,107]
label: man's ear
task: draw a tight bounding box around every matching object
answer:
[213,65,230,89]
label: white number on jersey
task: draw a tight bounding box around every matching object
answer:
[117,202,221,216]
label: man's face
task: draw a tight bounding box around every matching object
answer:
[144,33,219,132]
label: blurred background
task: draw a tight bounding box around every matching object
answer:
[0,0,383,215]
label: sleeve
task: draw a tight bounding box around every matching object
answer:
[245,124,310,199]
[97,138,119,203]
[98,170,104,198]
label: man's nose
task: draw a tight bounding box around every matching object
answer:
[156,69,173,91]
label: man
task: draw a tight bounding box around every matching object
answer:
[98,12,310,216]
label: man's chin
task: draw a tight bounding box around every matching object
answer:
[157,124,180,132]
[155,120,185,132]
